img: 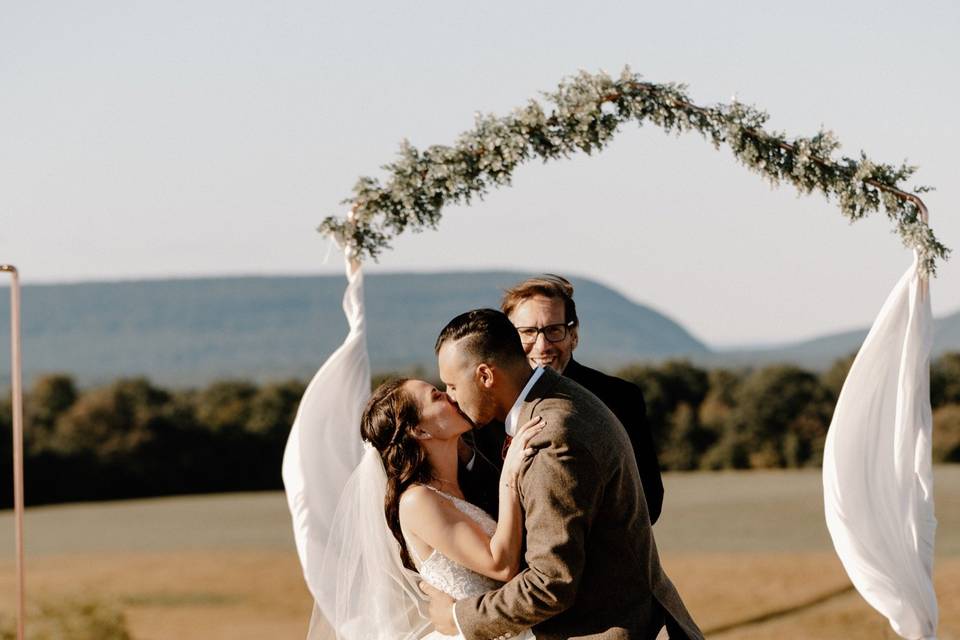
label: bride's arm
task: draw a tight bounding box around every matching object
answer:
[400,417,543,583]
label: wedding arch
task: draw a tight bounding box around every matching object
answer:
[319,68,947,274]
[283,68,947,640]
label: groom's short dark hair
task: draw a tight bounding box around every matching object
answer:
[435,308,527,366]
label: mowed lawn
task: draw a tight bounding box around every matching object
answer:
[1,468,957,639]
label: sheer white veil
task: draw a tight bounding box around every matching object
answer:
[312,446,431,640]
[283,255,430,640]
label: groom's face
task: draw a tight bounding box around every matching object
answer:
[437,339,498,427]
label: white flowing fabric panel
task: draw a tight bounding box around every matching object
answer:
[823,253,938,640]
[282,257,369,619]
[282,256,430,640]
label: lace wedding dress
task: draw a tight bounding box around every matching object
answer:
[406,486,534,640]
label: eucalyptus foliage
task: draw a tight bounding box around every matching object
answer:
[320,67,948,274]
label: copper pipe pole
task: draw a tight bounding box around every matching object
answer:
[1,264,24,640]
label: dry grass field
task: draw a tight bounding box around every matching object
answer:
[1,467,957,639]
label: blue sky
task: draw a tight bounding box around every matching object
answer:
[2,1,958,346]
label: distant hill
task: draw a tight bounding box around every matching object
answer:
[0,272,707,387]
[1,273,956,387]
[706,308,960,370]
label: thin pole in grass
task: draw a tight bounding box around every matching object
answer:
[1,264,25,640]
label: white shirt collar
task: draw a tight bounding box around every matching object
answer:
[504,366,545,437]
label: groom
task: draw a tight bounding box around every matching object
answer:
[424,309,703,639]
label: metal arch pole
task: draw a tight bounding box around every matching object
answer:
[1,264,25,640]
[910,198,931,299]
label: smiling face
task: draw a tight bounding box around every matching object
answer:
[402,379,473,441]
[437,338,499,427]
[507,294,579,373]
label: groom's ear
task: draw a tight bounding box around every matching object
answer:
[476,363,495,388]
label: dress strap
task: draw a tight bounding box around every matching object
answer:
[418,483,465,503]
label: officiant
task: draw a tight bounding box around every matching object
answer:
[460,274,664,524]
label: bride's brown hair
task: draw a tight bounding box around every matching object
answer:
[360,378,433,571]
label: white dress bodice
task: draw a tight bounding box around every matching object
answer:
[403,486,502,600]
[404,486,535,640]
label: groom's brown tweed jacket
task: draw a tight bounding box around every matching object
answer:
[454,368,704,640]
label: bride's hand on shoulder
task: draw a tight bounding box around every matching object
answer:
[501,416,545,490]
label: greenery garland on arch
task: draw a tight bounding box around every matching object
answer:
[320,67,949,275]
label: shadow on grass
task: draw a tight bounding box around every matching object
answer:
[706,583,856,636]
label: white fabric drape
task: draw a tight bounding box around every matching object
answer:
[282,256,429,640]
[823,252,938,640]
[283,257,368,592]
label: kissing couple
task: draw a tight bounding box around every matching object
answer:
[318,308,704,640]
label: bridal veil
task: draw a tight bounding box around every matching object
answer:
[282,257,429,639]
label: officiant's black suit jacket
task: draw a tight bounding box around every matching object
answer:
[462,359,664,524]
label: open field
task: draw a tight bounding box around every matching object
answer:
[1,468,958,639]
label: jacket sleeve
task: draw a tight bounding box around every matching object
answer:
[453,433,602,639]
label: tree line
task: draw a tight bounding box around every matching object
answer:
[617,353,960,471]
[1,353,959,507]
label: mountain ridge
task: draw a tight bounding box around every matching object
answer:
[1,272,956,386]
[0,271,706,387]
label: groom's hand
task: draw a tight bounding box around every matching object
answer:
[419,581,458,635]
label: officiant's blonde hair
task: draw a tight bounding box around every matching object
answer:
[501,274,579,326]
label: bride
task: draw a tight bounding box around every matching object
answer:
[316,377,542,640]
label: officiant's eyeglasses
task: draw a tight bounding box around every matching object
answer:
[515,321,575,345]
